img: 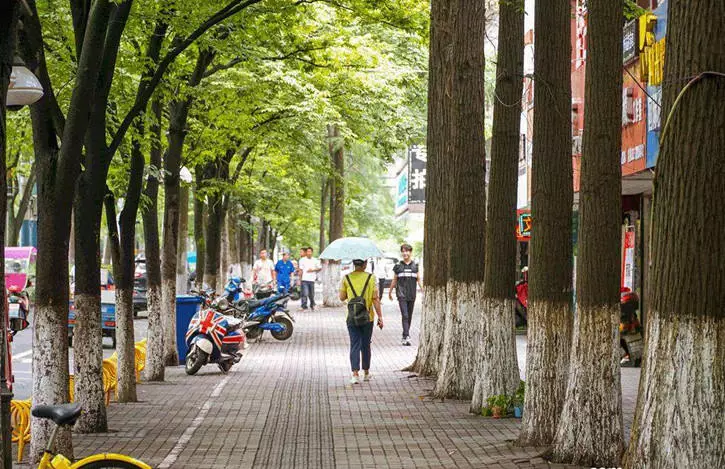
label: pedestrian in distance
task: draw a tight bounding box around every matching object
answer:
[275,252,295,294]
[252,249,276,288]
[299,247,321,310]
[389,243,423,346]
[339,259,384,384]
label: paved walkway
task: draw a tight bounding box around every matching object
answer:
[17,302,640,468]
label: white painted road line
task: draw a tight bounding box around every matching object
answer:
[13,349,33,360]
[157,375,231,469]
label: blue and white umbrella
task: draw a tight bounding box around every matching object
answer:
[319,237,383,261]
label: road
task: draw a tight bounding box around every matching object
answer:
[9,311,149,400]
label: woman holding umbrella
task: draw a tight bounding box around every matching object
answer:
[339,258,384,384]
[322,237,386,384]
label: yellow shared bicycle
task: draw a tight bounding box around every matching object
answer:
[31,403,150,469]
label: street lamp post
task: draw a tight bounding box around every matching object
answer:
[2,61,44,469]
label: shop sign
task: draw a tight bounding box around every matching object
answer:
[395,164,409,216]
[623,19,638,64]
[517,211,532,241]
[621,230,635,290]
[408,145,427,204]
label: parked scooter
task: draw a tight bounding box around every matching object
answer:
[224,277,252,303]
[7,286,30,333]
[514,267,528,328]
[253,282,275,300]
[184,307,246,375]
[619,287,642,367]
[230,293,294,341]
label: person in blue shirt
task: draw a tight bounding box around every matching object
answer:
[275,252,296,294]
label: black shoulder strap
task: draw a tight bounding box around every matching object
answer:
[345,275,359,297]
[359,274,372,296]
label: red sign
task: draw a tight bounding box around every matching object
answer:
[517,210,531,241]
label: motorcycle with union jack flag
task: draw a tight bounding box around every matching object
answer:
[184,307,246,375]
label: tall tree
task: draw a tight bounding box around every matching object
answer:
[407,0,452,378]
[1,2,20,466]
[6,160,37,246]
[176,183,190,294]
[194,165,206,289]
[518,0,573,446]
[470,0,524,413]
[552,0,623,464]
[433,0,487,400]
[624,1,725,467]
[142,98,165,381]
[323,124,344,307]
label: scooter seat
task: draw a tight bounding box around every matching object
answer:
[32,403,82,426]
[242,299,261,310]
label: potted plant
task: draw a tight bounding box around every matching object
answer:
[512,380,525,418]
[486,395,510,419]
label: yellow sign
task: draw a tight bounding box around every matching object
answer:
[639,13,665,86]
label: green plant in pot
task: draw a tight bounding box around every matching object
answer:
[486,395,511,419]
[512,380,525,418]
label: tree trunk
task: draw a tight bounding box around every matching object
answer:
[321,260,342,307]
[624,2,725,467]
[433,0,487,401]
[552,1,624,465]
[204,189,223,292]
[518,0,574,447]
[176,184,189,294]
[0,3,19,465]
[113,129,145,402]
[20,3,75,455]
[470,0,524,414]
[228,215,240,271]
[219,213,229,285]
[193,167,206,289]
[72,169,108,433]
[408,0,453,378]
[239,214,252,280]
[319,177,328,252]
[142,98,164,381]
[7,161,37,246]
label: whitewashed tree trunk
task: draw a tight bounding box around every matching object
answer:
[409,285,445,377]
[434,281,483,399]
[241,262,252,284]
[624,313,725,468]
[519,300,572,445]
[552,305,623,465]
[31,305,73,461]
[322,260,342,307]
[470,297,520,413]
[72,293,108,432]
[161,279,178,366]
[115,288,137,402]
[143,285,165,381]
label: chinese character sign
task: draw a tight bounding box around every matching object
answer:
[408,145,427,204]
[395,165,409,216]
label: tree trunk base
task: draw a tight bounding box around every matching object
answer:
[518,299,572,447]
[72,293,108,433]
[470,297,520,414]
[31,304,73,461]
[115,288,138,402]
[161,279,179,366]
[409,285,445,377]
[434,281,484,400]
[624,312,725,469]
[322,260,342,307]
[143,285,165,381]
[552,304,623,466]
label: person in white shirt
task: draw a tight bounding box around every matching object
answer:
[252,249,276,286]
[298,246,321,310]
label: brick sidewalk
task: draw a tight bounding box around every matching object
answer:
[18,302,640,468]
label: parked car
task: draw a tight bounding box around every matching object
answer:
[133,256,147,316]
[69,290,116,348]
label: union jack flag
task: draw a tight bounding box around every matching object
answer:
[186,309,228,350]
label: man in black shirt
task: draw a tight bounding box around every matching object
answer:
[389,244,423,346]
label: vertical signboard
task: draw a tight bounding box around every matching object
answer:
[395,163,409,216]
[622,229,636,291]
[408,145,427,204]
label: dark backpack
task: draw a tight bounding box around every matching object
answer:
[346,274,372,326]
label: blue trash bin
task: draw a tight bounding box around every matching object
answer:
[176,295,203,364]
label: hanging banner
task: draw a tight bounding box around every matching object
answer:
[395,164,409,217]
[622,229,636,291]
[407,145,427,204]
[516,210,531,241]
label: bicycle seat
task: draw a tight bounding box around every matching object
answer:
[32,403,83,426]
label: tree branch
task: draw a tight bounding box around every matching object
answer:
[107,0,264,157]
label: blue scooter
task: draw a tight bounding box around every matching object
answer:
[224,276,247,303]
[232,293,294,341]
[185,308,246,375]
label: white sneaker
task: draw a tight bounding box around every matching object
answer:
[404,337,412,346]
[363,373,371,382]
[350,375,360,385]
[401,338,407,346]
